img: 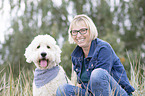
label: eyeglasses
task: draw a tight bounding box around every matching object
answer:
[70,28,88,36]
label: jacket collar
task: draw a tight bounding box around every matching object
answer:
[71,38,97,58]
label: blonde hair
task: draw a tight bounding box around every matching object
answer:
[68,14,98,44]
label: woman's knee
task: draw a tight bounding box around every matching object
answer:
[56,84,82,96]
[89,68,111,95]
[90,68,109,82]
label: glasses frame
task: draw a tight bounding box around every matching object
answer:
[70,28,88,36]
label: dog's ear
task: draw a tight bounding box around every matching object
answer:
[54,45,62,64]
[24,45,33,63]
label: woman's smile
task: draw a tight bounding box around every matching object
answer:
[71,21,91,49]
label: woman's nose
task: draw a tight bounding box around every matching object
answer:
[76,32,82,37]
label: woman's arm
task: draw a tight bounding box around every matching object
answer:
[95,45,114,73]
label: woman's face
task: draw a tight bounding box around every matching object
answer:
[71,21,92,49]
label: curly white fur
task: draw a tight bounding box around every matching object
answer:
[24,35,71,96]
[24,35,61,70]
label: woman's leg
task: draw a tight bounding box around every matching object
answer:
[89,68,128,96]
[56,84,86,96]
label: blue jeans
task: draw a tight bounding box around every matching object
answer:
[56,68,129,96]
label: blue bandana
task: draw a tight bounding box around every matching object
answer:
[34,66,59,88]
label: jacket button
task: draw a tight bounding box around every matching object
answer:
[86,69,89,71]
[76,68,78,71]
[91,64,93,67]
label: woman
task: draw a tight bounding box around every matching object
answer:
[56,14,135,96]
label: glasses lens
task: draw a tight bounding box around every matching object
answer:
[71,28,88,36]
[80,28,87,34]
[71,30,78,36]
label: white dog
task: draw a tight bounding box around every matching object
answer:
[24,35,71,96]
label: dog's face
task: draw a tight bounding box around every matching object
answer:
[24,35,61,70]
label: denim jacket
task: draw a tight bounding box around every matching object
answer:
[71,38,135,94]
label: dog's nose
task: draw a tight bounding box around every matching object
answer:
[41,52,47,57]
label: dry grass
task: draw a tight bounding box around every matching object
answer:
[128,53,145,96]
[0,65,33,96]
[0,59,144,96]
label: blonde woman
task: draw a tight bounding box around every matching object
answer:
[56,14,135,96]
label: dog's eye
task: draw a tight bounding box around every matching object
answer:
[47,46,50,49]
[37,45,40,49]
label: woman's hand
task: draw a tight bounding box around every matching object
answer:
[77,84,82,88]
